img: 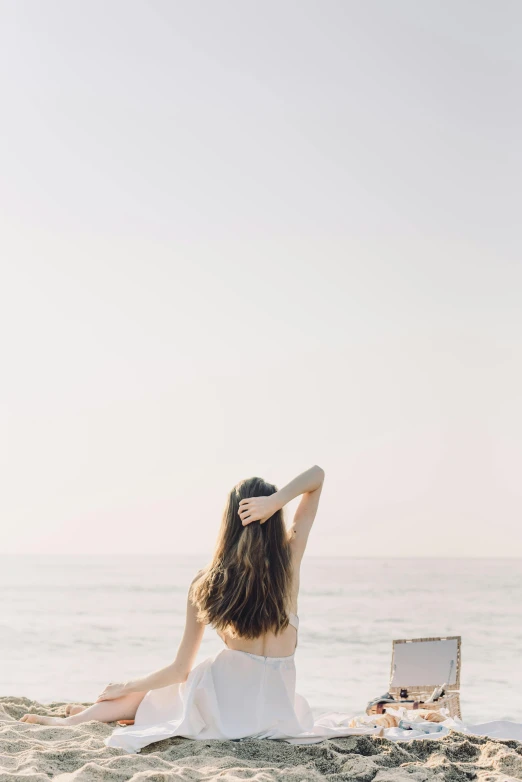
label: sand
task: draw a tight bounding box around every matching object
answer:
[2,697,522,782]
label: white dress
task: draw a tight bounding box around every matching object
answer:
[104,613,381,754]
[104,614,522,754]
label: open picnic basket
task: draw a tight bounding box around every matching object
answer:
[367,636,462,719]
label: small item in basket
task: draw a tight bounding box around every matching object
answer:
[425,683,446,703]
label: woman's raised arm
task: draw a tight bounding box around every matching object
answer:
[238,464,325,561]
[281,465,325,561]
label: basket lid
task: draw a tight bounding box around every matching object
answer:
[389,636,461,692]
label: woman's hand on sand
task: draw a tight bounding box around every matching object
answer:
[96,682,129,702]
[238,496,278,526]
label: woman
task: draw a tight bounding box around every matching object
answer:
[20,465,376,750]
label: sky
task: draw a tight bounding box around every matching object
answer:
[1,0,521,558]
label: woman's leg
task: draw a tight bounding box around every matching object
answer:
[20,691,147,726]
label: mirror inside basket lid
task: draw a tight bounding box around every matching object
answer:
[390,638,459,688]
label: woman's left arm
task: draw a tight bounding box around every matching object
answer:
[97,584,205,701]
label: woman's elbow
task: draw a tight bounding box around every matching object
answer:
[177,665,192,684]
[171,661,191,685]
[314,465,325,482]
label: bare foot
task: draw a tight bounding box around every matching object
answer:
[20,714,69,726]
[65,704,86,716]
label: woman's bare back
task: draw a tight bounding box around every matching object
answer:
[217,545,301,658]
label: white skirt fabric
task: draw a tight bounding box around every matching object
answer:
[104,648,522,754]
[104,648,381,754]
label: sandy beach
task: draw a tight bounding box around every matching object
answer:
[2,696,522,782]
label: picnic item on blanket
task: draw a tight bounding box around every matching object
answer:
[398,717,445,734]
[424,711,447,723]
[373,713,399,728]
[366,636,462,719]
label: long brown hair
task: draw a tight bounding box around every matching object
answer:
[190,477,293,639]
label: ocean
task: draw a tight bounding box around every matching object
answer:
[1,555,521,723]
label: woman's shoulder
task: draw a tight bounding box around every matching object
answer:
[191,567,208,584]
[188,568,208,603]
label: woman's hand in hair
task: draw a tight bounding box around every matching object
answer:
[238,496,279,526]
